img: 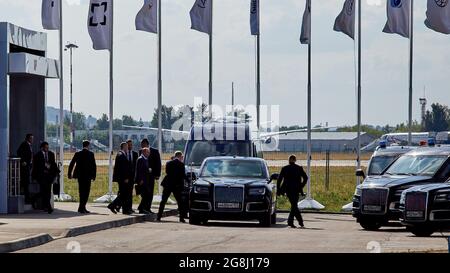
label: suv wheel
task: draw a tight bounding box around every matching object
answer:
[189,212,202,225]
[271,211,277,224]
[359,219,382,231]
[410,226,435,237]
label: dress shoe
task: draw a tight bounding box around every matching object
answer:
[139,210,151,215]
[84,209,91,214]
[180,218,186,223]
[78,209,85,214]
[123,210,133,215]
[107,204,117,214]
[48,208,54,214]
[156,216,162,222]
[288,223,297,229]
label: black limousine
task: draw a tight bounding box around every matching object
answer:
[353,147,450,230]
[189,157,278,227]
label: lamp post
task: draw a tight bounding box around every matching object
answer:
[64,42,78,149]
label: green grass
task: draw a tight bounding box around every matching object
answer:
[63,166,359,212]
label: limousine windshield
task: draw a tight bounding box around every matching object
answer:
[368,156,398,176]
[385,155,448,176]
[200,159,267,179]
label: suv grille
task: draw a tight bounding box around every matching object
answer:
[214,186,244,212]
[361,188,389,214]
[404,192,427,221]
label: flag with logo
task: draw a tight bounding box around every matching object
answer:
[424,0,450,34]
[190,0,212,35]
[42,0,61,30]
[300,0,311,44]
[136,0,158,34]
[88,0,113,50]
[383,0,411,38]
[334,0,356,39]
[250,0,259,35]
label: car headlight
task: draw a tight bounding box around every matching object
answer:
[249,187,266,196]
[194,185,209,194]
[354,187,362,196]
[434,193,449,202]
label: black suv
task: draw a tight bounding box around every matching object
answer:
[400,182,450,237]
[353,147,450,230]
[189,157,278,227]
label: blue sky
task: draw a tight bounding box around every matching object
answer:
[0,0,448,127]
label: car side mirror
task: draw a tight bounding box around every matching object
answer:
[186,172,197,182]
[270,173,279,182]
[355,169,366,179]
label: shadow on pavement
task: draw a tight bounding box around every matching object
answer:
[1,209,109,220]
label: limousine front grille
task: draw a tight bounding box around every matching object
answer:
[214,186,244,212]
[404,192,428,221]
[361,188,389,214]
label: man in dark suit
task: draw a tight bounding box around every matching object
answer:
[157,151,187,222]
[113,140,139,213]
[68,140,97,214]
[137,139,161,214]
[31,142,59,214]
[108,142,134,215]
[17,134,34,203]
[277,155,308,228]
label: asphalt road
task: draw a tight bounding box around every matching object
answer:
[18,213,449,253]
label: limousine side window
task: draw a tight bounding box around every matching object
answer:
[437,161,450,181]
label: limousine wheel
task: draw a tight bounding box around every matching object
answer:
[359,219,382,231]
[189,213,203,225]
[410,227,435,237]
[260,212,272,227]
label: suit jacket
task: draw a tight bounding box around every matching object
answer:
[277,163,308,195]
[113,151,133,183]
[31,150,59,184]
[139,147,162,179]
[162,158,186,191]
[127,150,139,180]
[68,149,97,182]
[135,155,154,192]
[17,141,33,166]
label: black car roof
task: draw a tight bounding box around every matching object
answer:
[404,146,450,157]
[203,156,266,163]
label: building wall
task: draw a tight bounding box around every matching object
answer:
[0,24,9,214]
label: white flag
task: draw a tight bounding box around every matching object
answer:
[334,0,355,40]
[136,0,158,34]
[300,0,311,44]
[250,0,259,35]
[424,0,450,34]
[42,0,61,30]
[190,0,212,35]
[383,0,411,38]
[88,0,113,51]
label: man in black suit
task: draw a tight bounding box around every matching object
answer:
[31,142,59,214]
[108,142,134,215]
[277,155,308,228]
[157,151,187,222]
[17,134,34,203]
[68,140,97,214]
[137,139,161,214]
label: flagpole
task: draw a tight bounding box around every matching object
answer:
[357,0,362,181]
[58,0,66,199]
[157,0,162,154]
[256,0,261,130]
[108,0,114,198]
[208,0,213,107]
[408,0,414,145]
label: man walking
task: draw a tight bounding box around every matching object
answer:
[68,140,97,214]
[108,142,134,215]
[277,155,308,228]
[157,151,187,222]
[17,134,34,204]
[137,139,161,214]
[32,142,59,214]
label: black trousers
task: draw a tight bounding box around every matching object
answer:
[138,180,155,212]
[39,181,52,211]
[158,187,185,219]
[111,181,133,212]
[20,166,31,203]
[78,179,92,211]
[287,193,304,225]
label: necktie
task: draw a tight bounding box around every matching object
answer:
[129,152,132,163]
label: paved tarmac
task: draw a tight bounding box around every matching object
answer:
[18,213,450,253]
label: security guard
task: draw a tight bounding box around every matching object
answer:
[277,155,308,228]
